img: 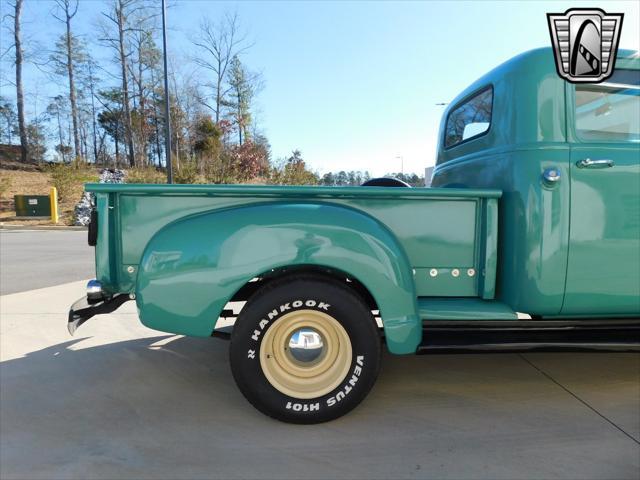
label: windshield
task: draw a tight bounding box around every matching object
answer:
[575,68,640,143]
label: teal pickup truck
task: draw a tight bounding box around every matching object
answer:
[70,48,640,423]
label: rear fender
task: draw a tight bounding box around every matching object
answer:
[136,202,420,354]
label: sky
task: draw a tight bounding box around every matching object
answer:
[2,0,639,176]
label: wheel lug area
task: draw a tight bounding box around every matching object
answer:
[288,327,324,365]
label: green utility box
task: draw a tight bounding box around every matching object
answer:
[14,195,51,217]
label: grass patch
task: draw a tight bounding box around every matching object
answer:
[126,166,167,184]
[0,175,12,198]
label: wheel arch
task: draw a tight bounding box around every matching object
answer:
[136,201,421,354]
[227,265,379,313]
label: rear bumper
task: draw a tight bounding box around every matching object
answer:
[68,294,131,335]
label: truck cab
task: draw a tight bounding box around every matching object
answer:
[432,47,640,318]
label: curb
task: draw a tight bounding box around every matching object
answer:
[0,224,87,231]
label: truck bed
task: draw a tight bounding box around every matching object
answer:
[86,183,501,300]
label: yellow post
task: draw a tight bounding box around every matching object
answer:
[50,187,59,224]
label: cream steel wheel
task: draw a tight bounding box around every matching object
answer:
[259,309,353,399]
[230,274,382,424]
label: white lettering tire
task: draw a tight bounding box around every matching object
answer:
[230,274,382,423]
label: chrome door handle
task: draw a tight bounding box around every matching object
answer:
[576,158,615,169]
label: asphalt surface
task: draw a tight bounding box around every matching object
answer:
[1,230,639,479]
[0,230,94,295]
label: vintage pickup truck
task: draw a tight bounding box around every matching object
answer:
[70,48,640,423]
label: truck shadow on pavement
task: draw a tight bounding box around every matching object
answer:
[2,335,639,479]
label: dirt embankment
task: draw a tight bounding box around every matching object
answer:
[0,161,93,226]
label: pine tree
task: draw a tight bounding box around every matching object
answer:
[223,55,257,145]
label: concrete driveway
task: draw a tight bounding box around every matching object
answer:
[1,280,639,480]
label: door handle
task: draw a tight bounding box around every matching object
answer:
[576,158,615,169]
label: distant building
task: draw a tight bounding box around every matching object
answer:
[424,166,434,187]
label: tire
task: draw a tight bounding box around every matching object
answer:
[230,274,381,424]
[361,177,411,187]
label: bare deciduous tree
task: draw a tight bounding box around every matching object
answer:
[192,13,251,123]
[46,95,69,161]
[0,96,18,144]
[97,88,125,167]
[5,0,28,161]
[100,0,143,167]
[52,0,81,161]
[82,58,100,163]
[128,24,160,165]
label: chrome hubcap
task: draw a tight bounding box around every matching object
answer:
[287,328,325,365]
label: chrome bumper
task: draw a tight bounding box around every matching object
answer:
[68,280,131,335]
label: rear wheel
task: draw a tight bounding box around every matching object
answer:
[230,274,381,423]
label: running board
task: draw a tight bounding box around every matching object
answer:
[418,298,518,321]
[418,320,640,353]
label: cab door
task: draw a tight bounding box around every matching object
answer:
[562,68,640,316]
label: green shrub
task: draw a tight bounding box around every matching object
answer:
[174,161,203,184]
[0,175,12,198]
[267,160,318,185]
[48,163,98,202]
[126,166,166,184]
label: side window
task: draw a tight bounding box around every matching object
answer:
[445,87,493,149]
[575,69,640,143]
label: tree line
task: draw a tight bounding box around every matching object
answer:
[1,1,425,187]
[319,171,424,187]
[1,0,320,184]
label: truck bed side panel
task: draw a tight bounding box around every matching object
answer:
[104,187,499,298]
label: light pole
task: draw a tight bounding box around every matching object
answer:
[161,0,173,183]
[395,155,404,176]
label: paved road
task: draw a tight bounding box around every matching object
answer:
[1,281,639,480]
[0,230,94,295]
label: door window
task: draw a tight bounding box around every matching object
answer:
[575,69,640,143]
